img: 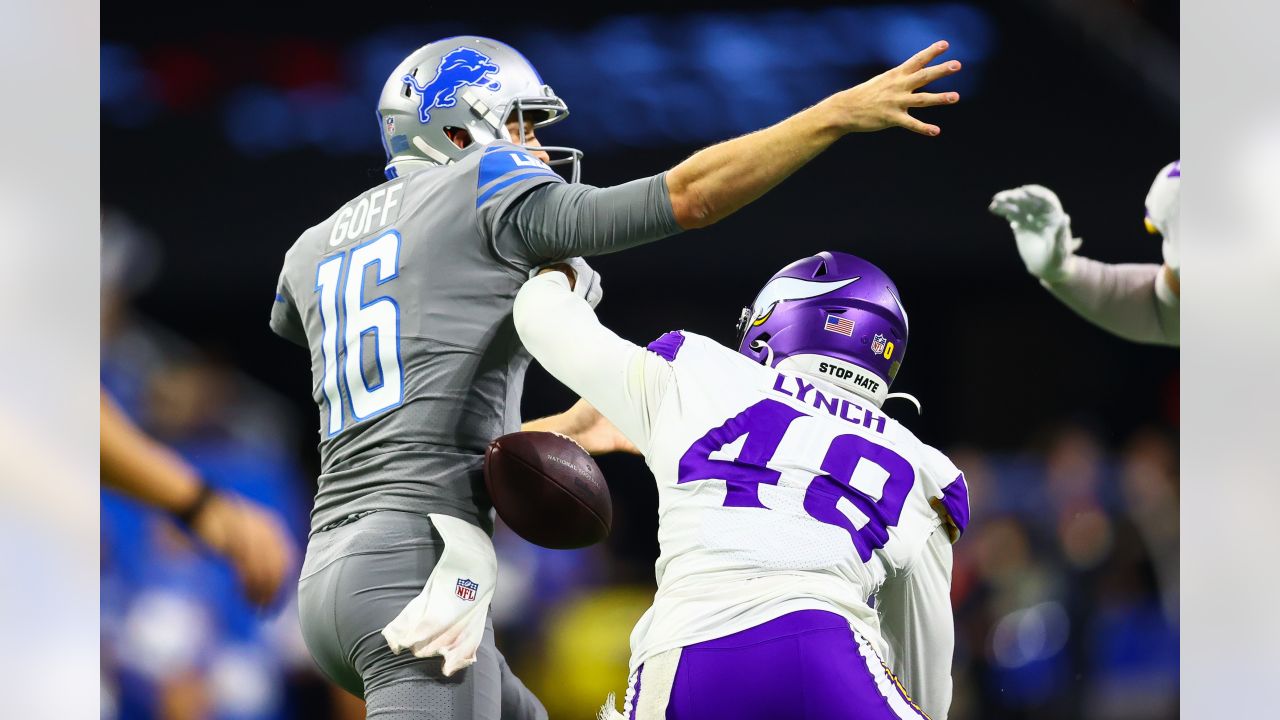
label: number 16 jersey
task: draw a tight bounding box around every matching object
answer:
[268,142,682,535]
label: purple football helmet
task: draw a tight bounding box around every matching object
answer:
[735,251,909,404]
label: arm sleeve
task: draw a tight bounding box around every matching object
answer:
[877,527,955,720]
[509,172,684,261]
[513,272,674,454]
[269,272,307,348]
[1042,257,1179,346]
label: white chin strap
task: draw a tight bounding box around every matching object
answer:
[411,136,454,165]
[885,392,922,415]
[766,351,922,414]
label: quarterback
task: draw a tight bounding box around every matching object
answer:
[515,252,968,720]
[989,161,1180,345]
[270,35,962,719]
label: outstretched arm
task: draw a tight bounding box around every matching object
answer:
[513,271,673,455]
[508,41,962,261]
[665,40,961,229]
[989,185,1179,346]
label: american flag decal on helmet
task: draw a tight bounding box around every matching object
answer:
[824,314,854,336]
[456,578,479,601]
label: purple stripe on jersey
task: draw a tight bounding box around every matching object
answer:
[629,664,643,720]
[940,473,970,537]
[646,331,686,362]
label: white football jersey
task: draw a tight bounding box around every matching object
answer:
[514,273,967,715]
[1145,159,1180,277]
[618,331,968,673]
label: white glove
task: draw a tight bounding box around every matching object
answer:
[530,257,603,309]
[988,184,1082,283]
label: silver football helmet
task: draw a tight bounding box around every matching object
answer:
[377,36,582,181]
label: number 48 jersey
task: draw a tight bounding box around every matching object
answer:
[629,331,969,672]
[511,273,970,687]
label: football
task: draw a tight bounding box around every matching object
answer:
[483,431,612,549]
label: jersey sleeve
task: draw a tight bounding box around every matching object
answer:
[509,172,683,262]
[269,268,307,348]
[512,272,675,455]
[918,444,970,542]
[474,143,567,267]
[876,526,955,720]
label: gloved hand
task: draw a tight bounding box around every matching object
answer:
[988,184,1082,284]
[531,256,603,309]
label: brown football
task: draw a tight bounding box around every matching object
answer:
[483,431,612,549]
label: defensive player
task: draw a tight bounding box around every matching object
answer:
[988,160,1180,345]
[514,252,968,720]
[270,35,963,719]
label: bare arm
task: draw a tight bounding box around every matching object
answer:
[666,40,962,228]
[507,41,961,261]
[101,390,207,512]
[522,398,639,456]
[101,390,295,605]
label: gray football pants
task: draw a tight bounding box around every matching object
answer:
[298,510,547,720]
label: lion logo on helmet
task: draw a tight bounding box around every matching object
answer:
[403,47,503,124]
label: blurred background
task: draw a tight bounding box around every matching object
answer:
[100,1,1178,718]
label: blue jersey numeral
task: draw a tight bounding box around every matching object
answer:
[314,230,404,436]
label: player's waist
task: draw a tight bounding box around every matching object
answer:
[655,568,879,615]
[320,440,486,476]
[631,572,883,672]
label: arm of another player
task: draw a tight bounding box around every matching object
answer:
[100,390,295,606]
[513,270,672,456]
[522,399,640,456]
[876,527,955,720]
[988,184,1179,346]
[508,41,962,260]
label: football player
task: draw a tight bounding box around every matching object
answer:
[270,36,962,719]
[514,252,967,720]
[988,161,1180,345]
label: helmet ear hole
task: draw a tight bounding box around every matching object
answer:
[402,68,418,99]
[443,127,473,148]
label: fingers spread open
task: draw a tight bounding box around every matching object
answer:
[901,40,950,74]
[909,60,962,89]
[897,112,940,137]
[907,91,960,108]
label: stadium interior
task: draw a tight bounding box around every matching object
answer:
[101,2,1179,718]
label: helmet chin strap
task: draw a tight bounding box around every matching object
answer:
[749,338,776,368]
[751,343,922,414]
[885,392,922,415]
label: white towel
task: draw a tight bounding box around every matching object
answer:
[381,513,497,677]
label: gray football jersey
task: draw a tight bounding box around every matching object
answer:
[271,142,680,534]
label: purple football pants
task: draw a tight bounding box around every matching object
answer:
[637,610,930,720]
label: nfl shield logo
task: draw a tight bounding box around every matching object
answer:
[455,578,479,602]
[871,333,887,356]
[385,115,396,135]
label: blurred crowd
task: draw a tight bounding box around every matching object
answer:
[101,210,1178,720]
